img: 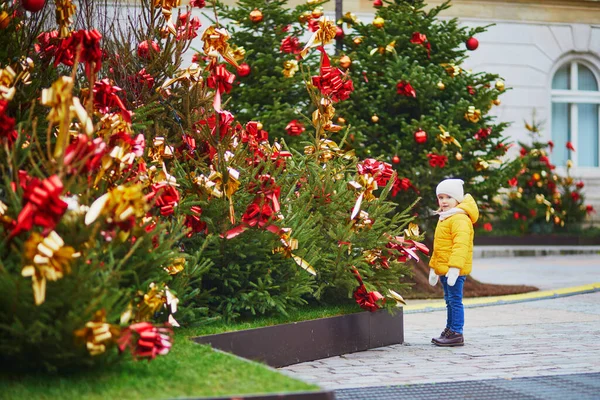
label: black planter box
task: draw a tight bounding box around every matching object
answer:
[192,309,403,368]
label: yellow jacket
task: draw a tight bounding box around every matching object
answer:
[429,194,479,276]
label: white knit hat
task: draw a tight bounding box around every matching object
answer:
[436,179,465,202]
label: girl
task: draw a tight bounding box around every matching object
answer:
[428,178,479,347]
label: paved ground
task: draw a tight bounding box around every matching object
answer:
[280,254,600,396]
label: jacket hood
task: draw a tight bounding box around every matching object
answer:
[457,193,479,224]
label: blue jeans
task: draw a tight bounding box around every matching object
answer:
[441,275,466,334]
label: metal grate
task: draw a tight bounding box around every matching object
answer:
[334,372,600,400]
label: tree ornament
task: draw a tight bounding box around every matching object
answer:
[392,155,400,164]
[0,11,11,29]
[465,37,479,51]
[339,55,351,69]
[137,40,160,59]
[414,129,427,144]
[371,115,379,123]
[335,26,344,40]
[493,99,501,106]
[495,80,505,91]
[237,63,251,77]
[373,17,385,28]
[455,152,463,161]
[353,37,363,45]
[373,0,383,8]
[437,81,445,90]
[249,8,263,23]
[307,0,319,4]
[21,0,46,12]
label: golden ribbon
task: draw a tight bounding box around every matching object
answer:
[55,0,77,38]
[438,125,462,148]
[464,106,481,123]
[282,60,299,78]
[21,231,77,305]
[0,66,16,100]
[348,175,378,220]
[300,18,337,58]
[85,184,149,226]
[74,310,120,356]
[41,76,93,158]
[161,63,204,89]
[153,0,180,36]
[272,228,316,275]
[201,25,239,68]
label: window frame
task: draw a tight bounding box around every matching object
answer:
[549,56,600,172]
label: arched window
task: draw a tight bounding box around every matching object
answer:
[551,61,600,167]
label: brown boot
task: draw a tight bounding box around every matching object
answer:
[433,331,464,347]
[431,327,450,343]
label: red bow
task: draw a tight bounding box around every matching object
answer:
[12,175,68,237]
[427,153,448,168]
[118,322,173,360]
[351,267,385,312]
[311,47,354,102]
[357,158,394,186]
[93,79,132,123]
[207,63,235,111]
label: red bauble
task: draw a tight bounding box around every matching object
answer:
[237,63,251,77]
[137,40,160,59]
[466,37,479,51]
[373,0,383,8]
[335,26,344,40]
[21,0,46,12]
[392,155,400,164]
[414,129,427,144]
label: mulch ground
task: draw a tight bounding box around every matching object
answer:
[404,259,539,300]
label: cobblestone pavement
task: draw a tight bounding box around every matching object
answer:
[280,255,600,392]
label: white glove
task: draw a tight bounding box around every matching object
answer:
[428,268,439,286]
[446,268,460,286]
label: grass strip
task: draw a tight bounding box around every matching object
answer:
[0,304,363,399]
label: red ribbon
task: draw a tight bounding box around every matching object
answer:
[357,158,394,187]
[396,81,417,97]
[280,36,301,54]
[118,322,173,360]
[93,79,133,123]
[351,267,385,312]
[54,29,103,77]
[149,183,180,216]
[285,120,305,136]
[427,153,448,168]
[311,47,354,103]
[0,100,17,147]
[12,175,68,237]
[386,236,430,263]
[410,32,431,58]
[207,63,235,111]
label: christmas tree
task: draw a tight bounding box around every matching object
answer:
[333,0,520,228]
[212,0,326,150]
[499,120,595,234]
[0,0,208,371]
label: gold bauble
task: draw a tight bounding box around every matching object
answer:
[249,8,264,23]
[337,117,346,124]
[0,11,10,30]
[495,80,505,91]
[518,187,523,193]
[373,17,385,28]
[256,122,263,130]
[455,152,463,161]
[553,216,561,225]
[307,0,319,4]
[536,181,543,187]
[371,115,379,123]
[339,55,351,69]
[493,99,501,106]
[541,170,547,178]
[533,172,541,181]
[311,6,323,18]
[437,81,445,90]
[353,37,363,45]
